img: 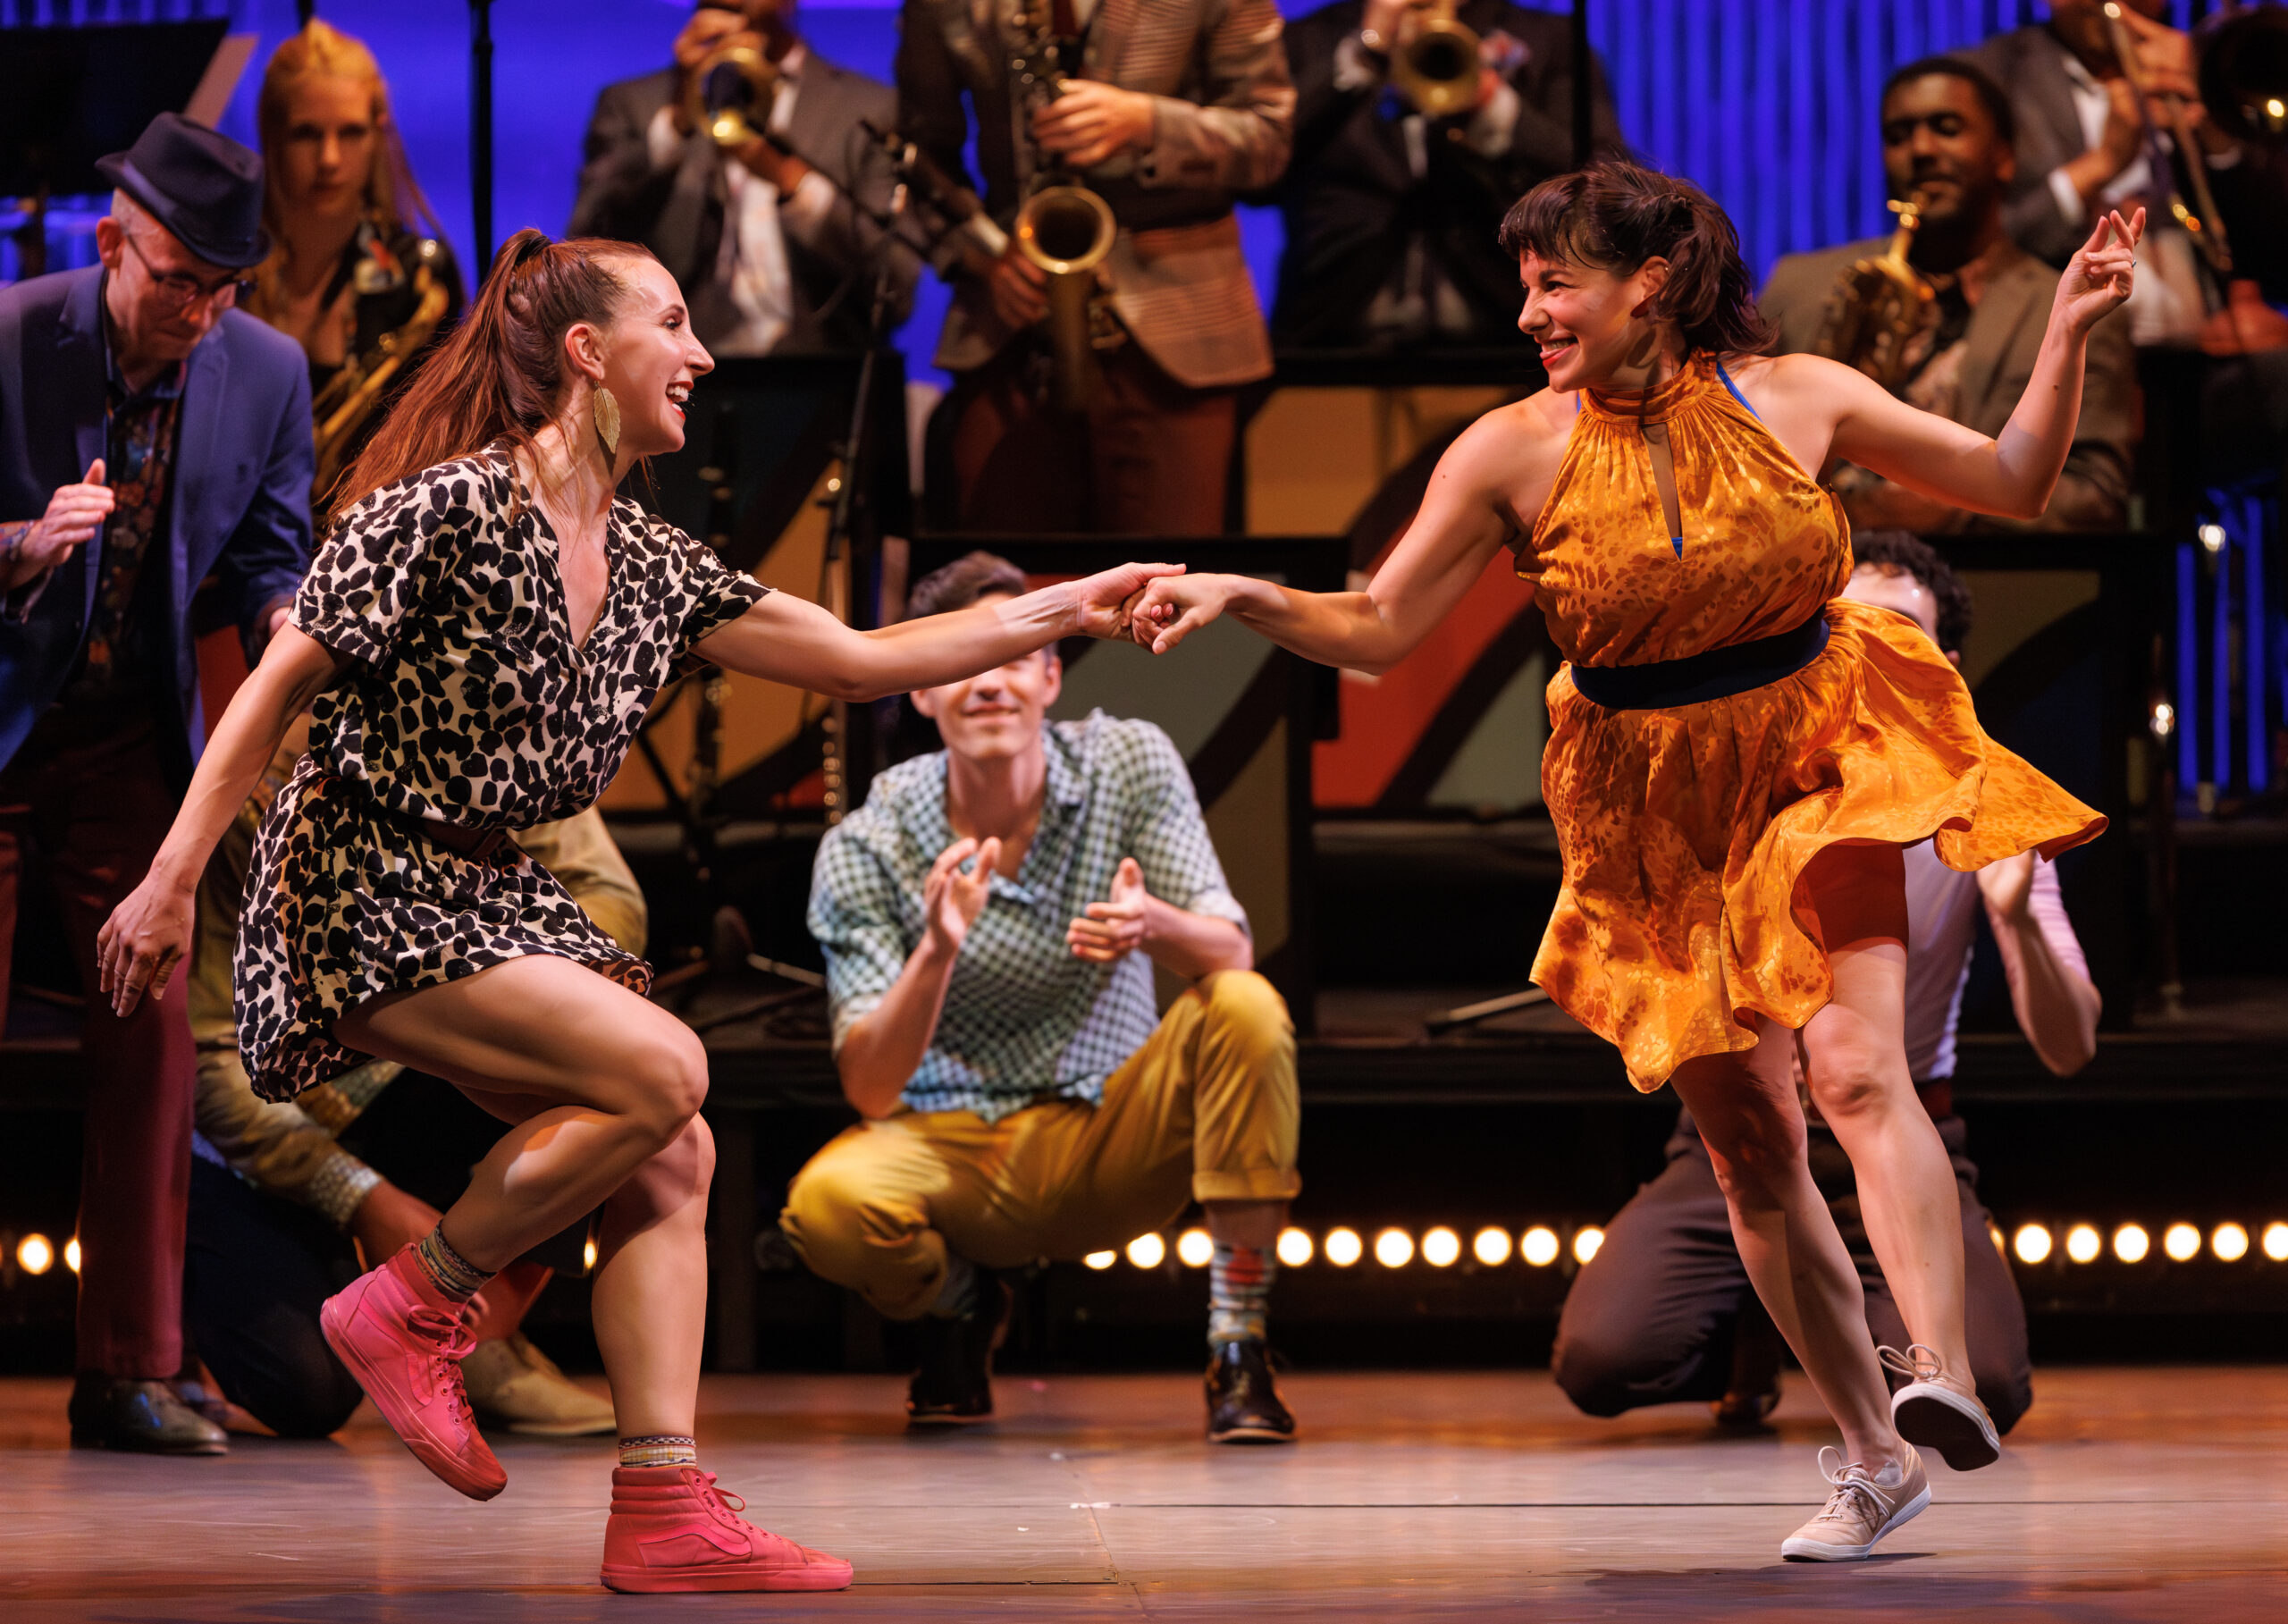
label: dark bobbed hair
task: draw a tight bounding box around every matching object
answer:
[1852,529,1973,655]
[331,227,654,523]
[905,550,1030,622]
[1499,161,1775,358]
[1880,55,2016,150]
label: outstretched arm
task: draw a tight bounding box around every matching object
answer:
[694,562,1177,701]
[98,627,347,1016]
[1128,408,1540,669]
[1816,209,2143,523]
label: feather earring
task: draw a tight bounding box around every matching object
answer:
[593,384,622,460]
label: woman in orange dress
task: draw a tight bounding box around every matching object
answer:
[1129,161,2139,1562]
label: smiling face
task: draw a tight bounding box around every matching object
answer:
[1517,250,1669,391]
[910,593,1062,765]
[577,255,713,459]
[1880,72,2012,231]
[273,72,378,223]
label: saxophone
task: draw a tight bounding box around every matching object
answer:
[1008,0,1121,413]
[311,239,451,497]
[1810,195,1934,391]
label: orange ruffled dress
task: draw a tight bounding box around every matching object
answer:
[1520,353,2104,1092]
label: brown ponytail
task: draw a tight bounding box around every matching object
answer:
[329,228,655,523]
[1499,162,1774,359]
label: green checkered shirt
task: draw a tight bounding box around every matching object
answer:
[809,712,1248,1122]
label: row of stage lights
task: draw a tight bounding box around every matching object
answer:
[8,1233,81,1277]
[2006,1220,2288,1266]
[1085,1224,1607,1273]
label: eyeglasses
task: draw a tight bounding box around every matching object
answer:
[122,230,255,312]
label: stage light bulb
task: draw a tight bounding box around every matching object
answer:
[2212,1223,2249,1263]
[2270,97,2287,122]
[2113,1223,2149,1263]
[2199,523,2227,555]
[1374,1227,1415,1268]
[583,1235,598,1273]
[2164,1223,2200,1262]
[1472,1226,1513,1266]
[1276,1227,1313,1267]
[1521,1226,1560,1266]
[14,1233,53,1276]
[1422,1226,1460,1267]
[2012,1224,2053,1266]
[2149,701,2175,743]
[1176,1227,1214,1268]
[2065,1224,2102,1264]
[63,1238,80,1275]
[1572,1226,1604,1266]
[1083,1250,1116,1270]
[2264,1223,2288,1262]
[1325,1226,1363,1267]
[1126,1233,1165,1269]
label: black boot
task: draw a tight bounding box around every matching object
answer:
[1206,1338,1294,1444]
[906,1276,1011,1427]
[68,1374,228,1455]
[1712,1300,1785,1429]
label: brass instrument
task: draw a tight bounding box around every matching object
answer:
[1009,0,1121,413]
[2103,1,2233,277]
[1390,0,1483,119]
[311,241,450,497]
[2200,3,2288,144]
[1811,197,1934,390]
[684,38,782,149]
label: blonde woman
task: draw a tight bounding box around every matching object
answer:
[246,21,465,497]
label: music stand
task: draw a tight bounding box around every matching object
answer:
[1,18,235,278]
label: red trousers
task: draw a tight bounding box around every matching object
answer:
[943,343,1237,535]
[0,711,195,1379]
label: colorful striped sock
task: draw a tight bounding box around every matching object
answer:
[1207,1241,1274,1346]
[618,1434,699,1468]
[414,1224,494,1304]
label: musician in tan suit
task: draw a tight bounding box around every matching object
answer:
[1758,57,2135,534]
[898,0,1293,534]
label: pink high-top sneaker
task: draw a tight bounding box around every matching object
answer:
[319,1244,505,1501]
[601,1466,854,1594]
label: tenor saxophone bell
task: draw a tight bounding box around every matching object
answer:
[1391,0,1483,120]
[1016,183,1118,414]
[685,40,781,149]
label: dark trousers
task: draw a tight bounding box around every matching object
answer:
[0,712,196,1379]
[1553,1113,2033,1435]
[939,343,1237,535]
[183,1156,365,1439]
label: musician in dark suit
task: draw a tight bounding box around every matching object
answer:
[1271,0,1622,349]
[569,0,916,354]
[1758,59,2136,534]
[0,114,311,1454]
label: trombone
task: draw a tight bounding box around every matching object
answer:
[2102,1,2233,277]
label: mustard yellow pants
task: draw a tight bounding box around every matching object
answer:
[781,970,1300,1321]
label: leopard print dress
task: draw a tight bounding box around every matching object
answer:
[234,448,770,1101]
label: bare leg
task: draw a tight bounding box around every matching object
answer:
[1670,1028,1901,1471]
[1797,845,1973,1384]
[336,956,713,1438]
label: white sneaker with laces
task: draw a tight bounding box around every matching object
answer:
[1779,1443,1930,1561]
[1881,1342,2000,1470]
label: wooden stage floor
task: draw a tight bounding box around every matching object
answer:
[2,1367,2282,1621]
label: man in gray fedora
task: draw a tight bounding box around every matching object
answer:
[1,111,313,1453]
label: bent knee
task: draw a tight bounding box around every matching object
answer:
[624,1027,711,1142]
[782,1153,925,1263]
[1197,971,1294,1048]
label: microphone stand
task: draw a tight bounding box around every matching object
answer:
[469,0,496,267]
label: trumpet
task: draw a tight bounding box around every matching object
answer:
[683,38,781,149]
[1010,0,1122,413]
[1811,195,1935,391]
[312,242,450,499]
[1390,0,1483,119]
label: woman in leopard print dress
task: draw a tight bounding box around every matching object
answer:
[99,231,1168,1592]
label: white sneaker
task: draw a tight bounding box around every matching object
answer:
[1881,1342,2000,1470]
[1779,1443,1930,1561]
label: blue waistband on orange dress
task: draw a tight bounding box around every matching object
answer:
[1569,610,1831,711]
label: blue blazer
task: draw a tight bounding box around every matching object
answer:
[1,266,312,784]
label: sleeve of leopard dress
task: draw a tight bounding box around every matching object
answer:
[290,464,471,669]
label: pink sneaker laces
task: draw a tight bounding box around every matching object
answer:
[686,1470,749,1530]
[1805,1445,1893,1529]
[405,1305,480,1431]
